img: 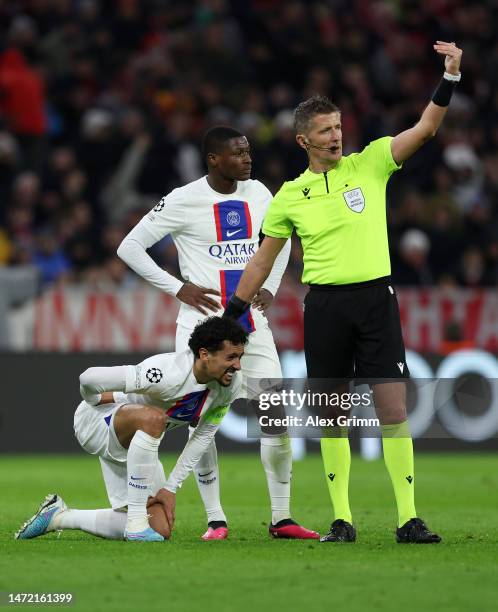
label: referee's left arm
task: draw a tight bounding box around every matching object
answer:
[235,236,287,303]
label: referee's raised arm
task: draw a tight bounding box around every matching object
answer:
[391,41,463,164]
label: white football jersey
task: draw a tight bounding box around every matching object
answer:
[113,349,243,430]
[136,177,274,330]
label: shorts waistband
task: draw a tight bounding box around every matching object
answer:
[309,276,392,291]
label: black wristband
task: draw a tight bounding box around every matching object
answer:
[223,295,250,320]
[432,77,456,107]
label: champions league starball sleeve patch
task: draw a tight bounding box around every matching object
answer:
[145,368,163,383]
[213,200,252,242]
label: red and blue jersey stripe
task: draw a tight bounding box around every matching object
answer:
[166,389,210,422]
[220,269,255,333]
[213,200,252,242]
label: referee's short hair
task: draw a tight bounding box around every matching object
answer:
[202,126,244,161]
[294,95,341,134]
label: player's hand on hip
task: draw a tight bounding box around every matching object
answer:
[251,288,273,314]
[434,41,462,75]
[147,488,176,532]
[176,282,221,315]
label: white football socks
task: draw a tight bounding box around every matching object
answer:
[190,427,227,524]
[53,509,127,539]
[126,430,162,533]
[261,434,292,525]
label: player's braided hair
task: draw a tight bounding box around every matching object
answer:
[294,95,341,133]
[188,316,248,357]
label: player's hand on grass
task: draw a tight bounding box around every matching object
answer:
[176,282,221,315]
[147,488,176,532]
[434,41,462,75]
[252,288,273,314]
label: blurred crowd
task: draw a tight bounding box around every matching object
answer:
[1,0,498,290]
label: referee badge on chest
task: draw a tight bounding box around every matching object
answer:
[343,187,365,213]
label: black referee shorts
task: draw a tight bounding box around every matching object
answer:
[303,276,410,380]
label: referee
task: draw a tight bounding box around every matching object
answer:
[225,41,463,543]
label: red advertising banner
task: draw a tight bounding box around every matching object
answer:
[397,288,498,353]
[7,282,498,352]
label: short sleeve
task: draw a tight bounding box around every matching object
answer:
[262,187,294,238]
[356,137,402,179]
[137,188,187,242]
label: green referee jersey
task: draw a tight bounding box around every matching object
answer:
[262,136,402,285]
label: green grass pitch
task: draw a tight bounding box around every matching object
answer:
[1,453,497,612]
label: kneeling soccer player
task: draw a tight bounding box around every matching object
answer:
[15,317,247,542]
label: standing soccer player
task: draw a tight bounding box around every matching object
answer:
[117,127,318,540]
[225,42,463,543]
[16,317,247,542]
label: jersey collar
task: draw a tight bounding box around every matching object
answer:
[203,175,242,197]
[306,158,343,175]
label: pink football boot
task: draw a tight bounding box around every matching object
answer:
[269,519,319,539]
[201,521,228,540]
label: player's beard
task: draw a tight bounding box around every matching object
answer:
[219,368,236,387]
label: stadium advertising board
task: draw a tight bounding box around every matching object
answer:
[3,286,497,452]
[7,285,498,352]
[1,348,497,453]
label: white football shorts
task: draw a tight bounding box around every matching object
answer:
[74,401,167,509]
